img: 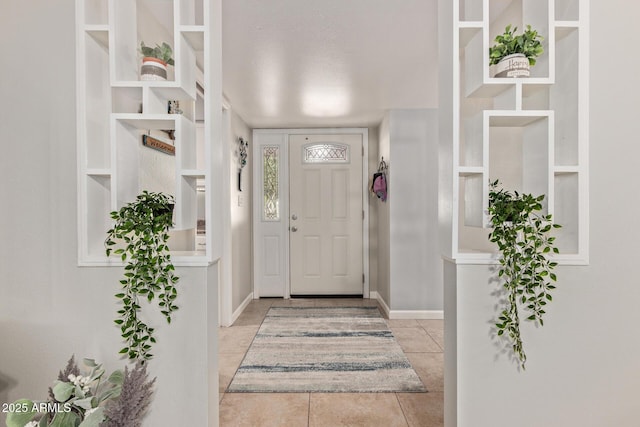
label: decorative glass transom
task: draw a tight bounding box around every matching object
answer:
[262,146,279,221]
[303,143,350,163]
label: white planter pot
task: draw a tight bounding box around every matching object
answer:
[141,57,167,81]
[494,53,530,78]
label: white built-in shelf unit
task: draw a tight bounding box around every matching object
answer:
[453,0,588,264]
[76,0,218,266]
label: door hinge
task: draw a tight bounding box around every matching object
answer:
[363,274,365,283]
[362,210,365,220]
[362,146,364,156]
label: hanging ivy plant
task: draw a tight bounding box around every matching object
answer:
[488,180,560,370]
[105,191,179,362]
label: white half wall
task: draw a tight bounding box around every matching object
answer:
[0,1,219,425]
[444,1,640,425]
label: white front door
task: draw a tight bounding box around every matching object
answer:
[289,134,363,295]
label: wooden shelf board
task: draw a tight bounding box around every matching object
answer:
[466,79,552,98]
[487,111,550,127]
[113,113,177,130]
[88,253,210,267]
[85,25,109,48]
[180,169,206,177]
[555,23,579,41]
[554,166,579,174]
[458,23,482,48]
[454,249,498,265]
[181,26,205,51]
[458,167,484,177]
[86,168,112,176]
[112,80,181,88]
[111,82,195,100]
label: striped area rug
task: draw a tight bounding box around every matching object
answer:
[227,306,426,392]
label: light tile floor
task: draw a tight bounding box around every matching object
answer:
[219,298,444,427]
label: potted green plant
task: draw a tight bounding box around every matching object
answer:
[489,24,544,78]
[139,41,175,81]
[488,180,560,370]
[105,191,179,362]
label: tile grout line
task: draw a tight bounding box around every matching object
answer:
[418,324,444,352]
[411,323,444,353]
[395,392,411,427]
[430,333,444,352]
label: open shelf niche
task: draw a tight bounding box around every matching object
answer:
[453,0,588,264]
[77,0,217,265]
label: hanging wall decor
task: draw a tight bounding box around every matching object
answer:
[238,137,249,191]
[142,134,175,156]
[371,157,388,202]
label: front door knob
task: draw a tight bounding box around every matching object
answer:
[291,226,298,232]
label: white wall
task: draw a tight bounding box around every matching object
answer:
[376,115,392,304]
[389,109,441,312]
[367,126,380,295]
[230,111,253,312]
[0,1,218,425]
[445,1,640,425]
[375,110,442,314]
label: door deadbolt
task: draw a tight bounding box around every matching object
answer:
[291,214,298,220]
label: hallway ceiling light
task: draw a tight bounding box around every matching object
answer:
[302,87,351,117]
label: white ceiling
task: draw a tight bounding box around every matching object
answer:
[222,0,439,129]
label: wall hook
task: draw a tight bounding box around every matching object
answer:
[378,157,388,173]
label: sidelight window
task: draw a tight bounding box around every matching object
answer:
[263,146,279,220]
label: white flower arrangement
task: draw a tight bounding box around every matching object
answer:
[6,356,154,427]
[5,357,123,427]
[68,373,93,394]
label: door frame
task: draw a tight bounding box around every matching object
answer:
[252,128,370,299]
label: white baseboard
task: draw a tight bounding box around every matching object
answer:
[369,291,444,320]
[388,310,444,320]
[230,292,254,325]
[370,291,390,318]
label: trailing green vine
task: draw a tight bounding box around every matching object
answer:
[105,191,179,362]
[488,180,560,370]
